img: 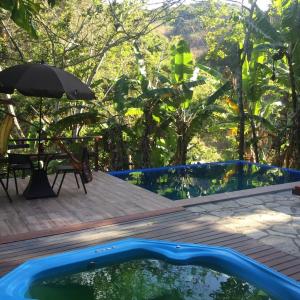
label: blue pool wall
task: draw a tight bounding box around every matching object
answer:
[0,239,300,300]
[108,159,300,176]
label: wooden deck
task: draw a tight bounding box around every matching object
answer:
[1,209,300,283]
[0,171,176,241]
[1,171,300,283]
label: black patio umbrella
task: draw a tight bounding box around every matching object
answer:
[0,62,95,199]
[0,62,95,148]
[0,62,95,99]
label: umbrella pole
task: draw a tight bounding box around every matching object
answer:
[37,97,43,169]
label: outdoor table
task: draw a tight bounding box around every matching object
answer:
[22,152,59,200]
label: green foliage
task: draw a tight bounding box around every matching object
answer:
[248,4,282,44]
[2,0,300,170]
[187,137,222,163]
[0,0,55,38]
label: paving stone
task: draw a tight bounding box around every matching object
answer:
[271,224,298,235]
[291,207,300,215]
[259,236,300,256]
[255,195,275,203]
[266,230,296,239]
[187,190,300,257]
[213,201,240,209]
[292,200,300,206]
[186,206,207,213]
[251,205,272,211]
[294,239,300,248]
[292,216,300,223]
[236,197,263,205]
[246,230,268,239]
[231,208,257,216]
[264,202,281,208]
[272,206,294,215]
[253,211,291,222]
[193,215,220,223]
[274,192,290,197]
[221,217,263,231]
[273,195,291,201]
[277,200,297,206]
[210,210,234,217]
[196,203,219,211]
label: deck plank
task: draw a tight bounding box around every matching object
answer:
[0,171,178,240]
[1,173,300,282]
[1,209,300,283]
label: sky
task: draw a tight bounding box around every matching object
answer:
[147,0,272,11]
[245,0,272,11]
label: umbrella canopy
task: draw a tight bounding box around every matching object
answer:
[0,62,95,100]
[0,62,96,159]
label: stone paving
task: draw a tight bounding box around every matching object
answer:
[186,191,300,257]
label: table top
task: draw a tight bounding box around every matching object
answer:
[0,152,67,167]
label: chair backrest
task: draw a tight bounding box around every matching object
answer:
[8,153,32,167]
[0,115,14,156]
[53,138,82,169]
[53,138,93,183]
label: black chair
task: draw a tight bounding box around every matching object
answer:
[6,153,33,195]
[0,173,12,202]
[52,147,92,196]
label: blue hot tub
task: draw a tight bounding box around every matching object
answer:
[0,239,299,300]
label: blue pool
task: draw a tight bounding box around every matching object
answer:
[0,239,299,300]
[110,160,300,200]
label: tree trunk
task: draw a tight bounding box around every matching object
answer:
[172,122,189,165]
[7,103,25,138]
[286,49,298,113]
[0,66,25,138]
[286,49,300,168]
[140,104,153,168]
[249,114,259,163]
[107,124,129,170]
[73,54,106,138]
[236,47,245,161]
[133,40,155,168]
[236,0,257,161]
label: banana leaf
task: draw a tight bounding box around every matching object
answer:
[49,111,99,133]
[171,40,194,83]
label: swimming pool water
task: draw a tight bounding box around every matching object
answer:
[110,161,300,200]
[27,258,273,300]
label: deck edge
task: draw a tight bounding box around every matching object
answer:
[0,206,185,245]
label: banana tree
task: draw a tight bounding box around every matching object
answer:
[248,1,300,167]
[242,48,271,162]
[169,40,201,165]
[217,95,278,164]
[131,39,231,166]
[100,75,137,170]
[167,40,232,165]
[131,39,206,167]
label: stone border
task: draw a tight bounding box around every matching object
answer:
[172,181,300,208]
